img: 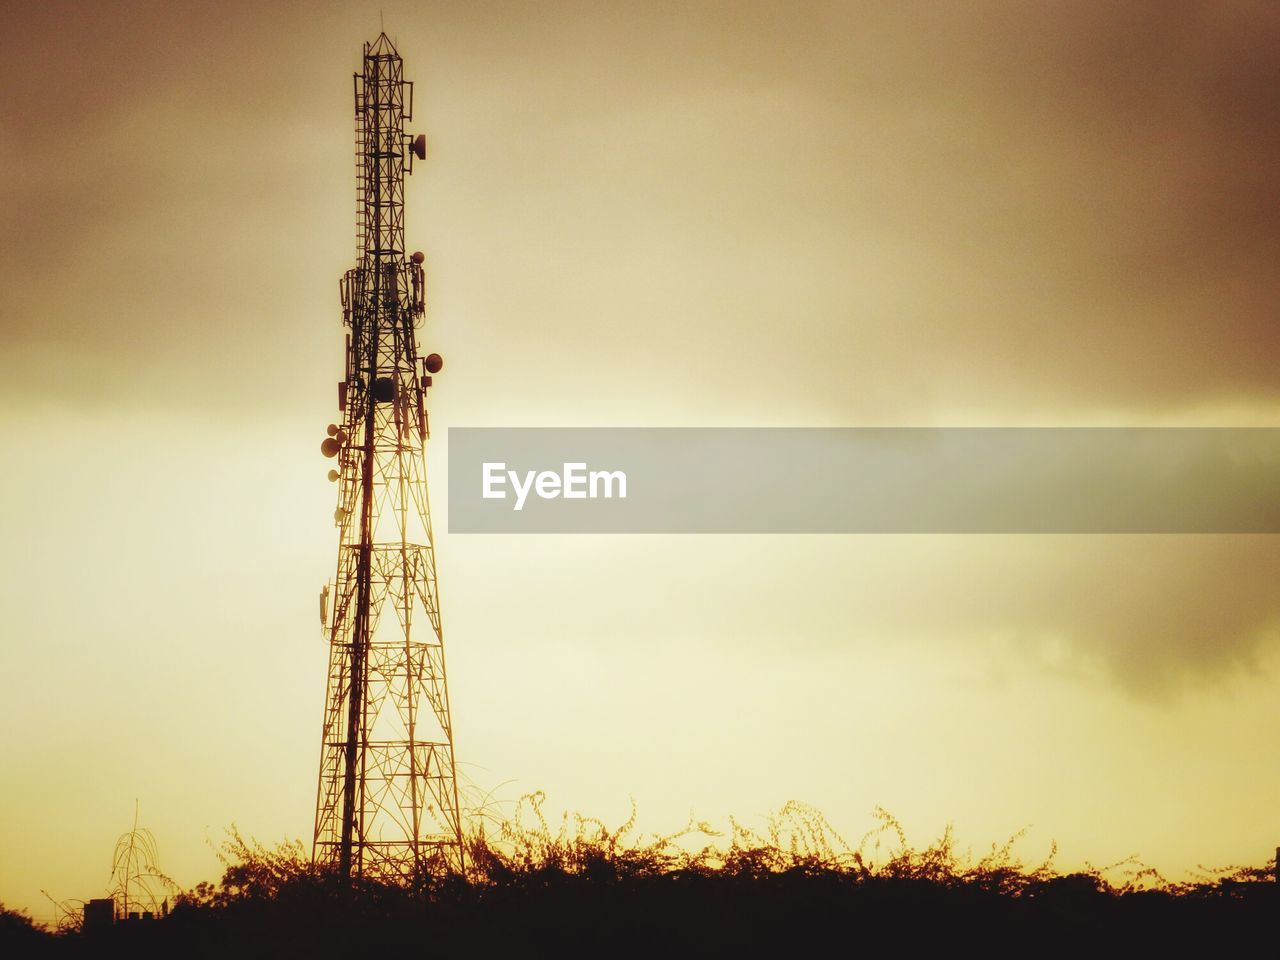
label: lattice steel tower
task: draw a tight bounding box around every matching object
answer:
[314,33,463,881]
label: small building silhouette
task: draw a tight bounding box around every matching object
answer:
[83,898,113,933]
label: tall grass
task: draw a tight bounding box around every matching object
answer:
[7,797,1276,955]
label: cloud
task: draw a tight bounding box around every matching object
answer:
[3,0,1277,691]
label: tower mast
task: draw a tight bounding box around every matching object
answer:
[314,33,463,881]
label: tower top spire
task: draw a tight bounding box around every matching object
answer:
[368,31,397,56]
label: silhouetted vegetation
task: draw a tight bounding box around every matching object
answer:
[7,796,1276,956]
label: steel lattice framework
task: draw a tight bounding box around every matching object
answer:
[313,33,463,881]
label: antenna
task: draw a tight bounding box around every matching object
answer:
[313,34,464,883]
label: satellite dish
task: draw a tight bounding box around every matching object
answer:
[321,437,341,458]
[411,251,425,264]
[327,469,340,482]
[424,353,443,374]
[411,134,426,160]
[326,423,338,437]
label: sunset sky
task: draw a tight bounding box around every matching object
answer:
[3,0,1280,919]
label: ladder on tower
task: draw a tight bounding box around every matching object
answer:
[354,75,367,260]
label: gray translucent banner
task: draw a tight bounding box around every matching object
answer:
[446,428,1280,533]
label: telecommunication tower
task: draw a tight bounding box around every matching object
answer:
[313,33,463,881]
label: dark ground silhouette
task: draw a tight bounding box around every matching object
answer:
[7,799,1277,956]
